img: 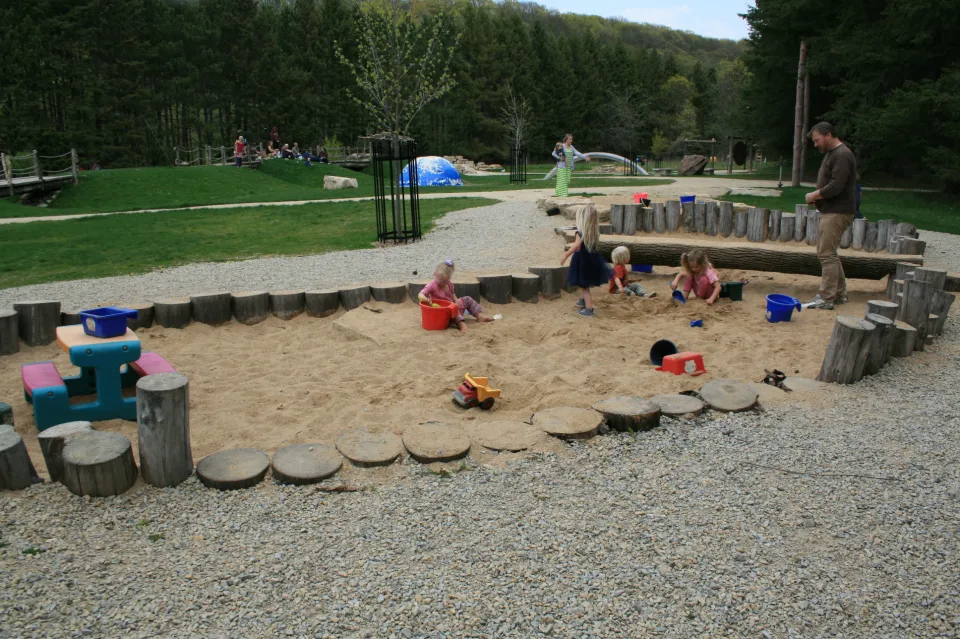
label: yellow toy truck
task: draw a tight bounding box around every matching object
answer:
[453,374,501,410]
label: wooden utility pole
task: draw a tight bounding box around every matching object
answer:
[791,40,808,187]
[799,72,812,183]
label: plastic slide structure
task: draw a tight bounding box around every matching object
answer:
[542,152,650,179]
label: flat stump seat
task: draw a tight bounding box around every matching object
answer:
[469,421,543,452]
[699,379,759,412]
[403,423,470,463]
[271,444,342,485]
[196,448,270,490]
[649,394,705,417]
[336,428,402,467]
[592,396,662,432]
[532,406,603,439]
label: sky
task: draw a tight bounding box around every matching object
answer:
[533,0,754,41]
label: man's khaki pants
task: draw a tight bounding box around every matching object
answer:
[817,212,855,301]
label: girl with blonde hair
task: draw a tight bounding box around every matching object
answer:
[561,204,611,316]
[670,249,721,304]
[418,259,493,332]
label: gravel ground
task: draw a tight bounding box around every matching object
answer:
[0,201,562,310]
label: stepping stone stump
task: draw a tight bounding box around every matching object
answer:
[231,291,269,325]
[305,290,340,318]
[62,431,138,497]
[891,321,918,357]
[402,423,470,463]
[532,406,603,440]
[125,303,155,331]
[137,373,193,488]
[470,421,544,452]
[196,449,270,490]
[511,273,540,303]
[190,292,232,325]
[450,279,480,302]
[336,428,402,467]
[13,301,61,346]
[781,377,827,393]
[649,394,705,418]
[271,444,342,485]
[60,310,82,326]
[339,285,371,311]
[154,298,192,329]
[528,266,570,300]
[0,310,16,355]
[0,425,41,490]
[370,282,408,304]
[699,380,759,412]
[592,396,661,432]
[407,281,430,303]
[866,300,899,321]
[477,274,513,304]
[37,420,93,483]
[269,290,306,320]
[751,382,787,404]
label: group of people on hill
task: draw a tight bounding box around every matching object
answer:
[232,126,329,166]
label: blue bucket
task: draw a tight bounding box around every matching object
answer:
[672,290,686,304]
[679,195,696,204]
[632,264,653,273]
[765,294,801,323]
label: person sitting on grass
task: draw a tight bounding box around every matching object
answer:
[610,246,656,297]
[418,260,493,332]
[670,249,721,305]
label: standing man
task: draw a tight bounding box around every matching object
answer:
[804,122,857,310]
[234,135,245,168]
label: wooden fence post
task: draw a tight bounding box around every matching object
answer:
[1,153,13,196]
[70,149,79,184]
[220,147,226,166]
[32,150,42,183]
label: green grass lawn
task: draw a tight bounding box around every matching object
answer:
[0,198,496,289]
[719,187,960,235]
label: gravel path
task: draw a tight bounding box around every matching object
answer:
[0,201,563,310]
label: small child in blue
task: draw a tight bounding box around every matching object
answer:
[561,204,612,317]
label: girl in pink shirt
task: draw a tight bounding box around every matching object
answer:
[419,260,493,332]
[670,249,721,304]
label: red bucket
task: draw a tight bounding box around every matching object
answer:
[420,300,458,330]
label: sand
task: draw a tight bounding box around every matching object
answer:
[0,268,893,482]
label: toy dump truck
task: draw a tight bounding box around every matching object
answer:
[453,374,501,410]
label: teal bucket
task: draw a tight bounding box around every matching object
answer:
[766,294,801,323]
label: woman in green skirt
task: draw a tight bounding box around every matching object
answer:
[552,133,590,197]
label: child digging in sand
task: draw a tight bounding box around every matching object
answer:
[418,260,493,332]
[670,249,721,305]
[610,246,657,297]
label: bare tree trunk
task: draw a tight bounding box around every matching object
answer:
[791,41,808,188]
[799,72,811,182]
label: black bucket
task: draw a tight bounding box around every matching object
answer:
[649,339,679,366]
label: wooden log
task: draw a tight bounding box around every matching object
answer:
[338,284,371,311]
[62,431,138,497]
[407,281,430,303]
[930,290,955,335]
[840,223,853,249]
[886,262,917,298]
[653,202,666,233]
[136,372,193,488]
[888,235,905,254]
[779,214,795,242]
[511,273,540,303]
[196,448,269,490]
[851,218,867,250]
[154,298,191,329]
[892,280,906,303]
[694,202,707,234]
[894,222,918,239]
[768,210,781,243]
[528,266,569,300]
[591,396,661,432]
[622,204,639,235]
[123,303,155,331]
[817,316,876,384]
[717,202,733,237]
[610,204,625,234]
[0,309,18,356]
[13,301,61,346]
[866,300,899,321]
[805,209,820,246]
[37,421,92,483]
[794,204,807,242]
[682,202,696,233]
[895,237,926,256]
[0,402,11,426]
[891,321,917,357]
[863,221,879,252]
[926,314,939,342]
[876,219,894,253]
[271,444,342,485]
[598,223,614,235]
[733,210,748,238]
[305,290,341,317]
[863,313,894,376]
[912,267,947,291]
[369,283,407,305]
[642,207,654,233]
[705,202,719,236]
[0,425,41,490]
[269,290,307,318]
[532,406,602,440]
[231,292,269,325]
[477,274,513,304]
[453,278,483,300]
[746,208,769,242]
[901,279,932,348]
[60,310,82,326]
[190,292,231,325]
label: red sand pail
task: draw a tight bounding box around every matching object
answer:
[420,300,458,330]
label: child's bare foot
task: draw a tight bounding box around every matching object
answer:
[457,321,468,332]
[477,314,494,323]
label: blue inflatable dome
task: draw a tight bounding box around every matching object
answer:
[400,156,463,187]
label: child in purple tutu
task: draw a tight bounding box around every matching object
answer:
[419,260,493,332]
[561,204,612,317]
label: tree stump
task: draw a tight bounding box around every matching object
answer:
[599,223,614,235]
[717,202,733,237]
[339,285,371,311]
[733,210,748,238]
[13,301,61,346]
[649,394,705,417]
[469,421,543,452]
[62,431,138,497]
[477,274,513,304]
[60,310,82,326]
[876,219,894,253]
[269,290,306,319]
[840,223,853,249]
[0,402,12,426]
[817,316,875,384]
[0,309,18,356]
[271,444,342,485]
[694,202,707,234]
[894,222,918,238]
[863,313,895,375]
[402,423,470,463]
[336,428,402,467]
[901,279,932,348]
[0,425,41,490]
[369,283,407,305]
[592,396,661,432]
[190,292,232,325]
[154,298,192,329]
[196,448,269,490]
[136,372,193,488]
[894,237,926,256]
[793,204,808,242]
[705,202,719,236]
[746,208,769,242]
[891,321,917,357]
[406,281,430,303]
[930,290,955,335]
[851,218,867,250]
[912,267,947,291]
[453,278,483,300]
[699,380,759,412]
[779,214,795,242]
[886,262,917,298]
[528,266,568,300]
[37,421,93,483]
[682,202,696,233]
[305,290,341,317]
[123,303,155,331]
[622,204,640,235]
[610,204,625,234]
[866,300,899,321]
[532,406,602,440]
[666,201,683,232]
[653,202,666,233]
[863,221,879,252]
[768,210,781,243]
[511,273,540,303]
[642,206,655,233]
[231,292,269,325]
[805,210,820,246]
